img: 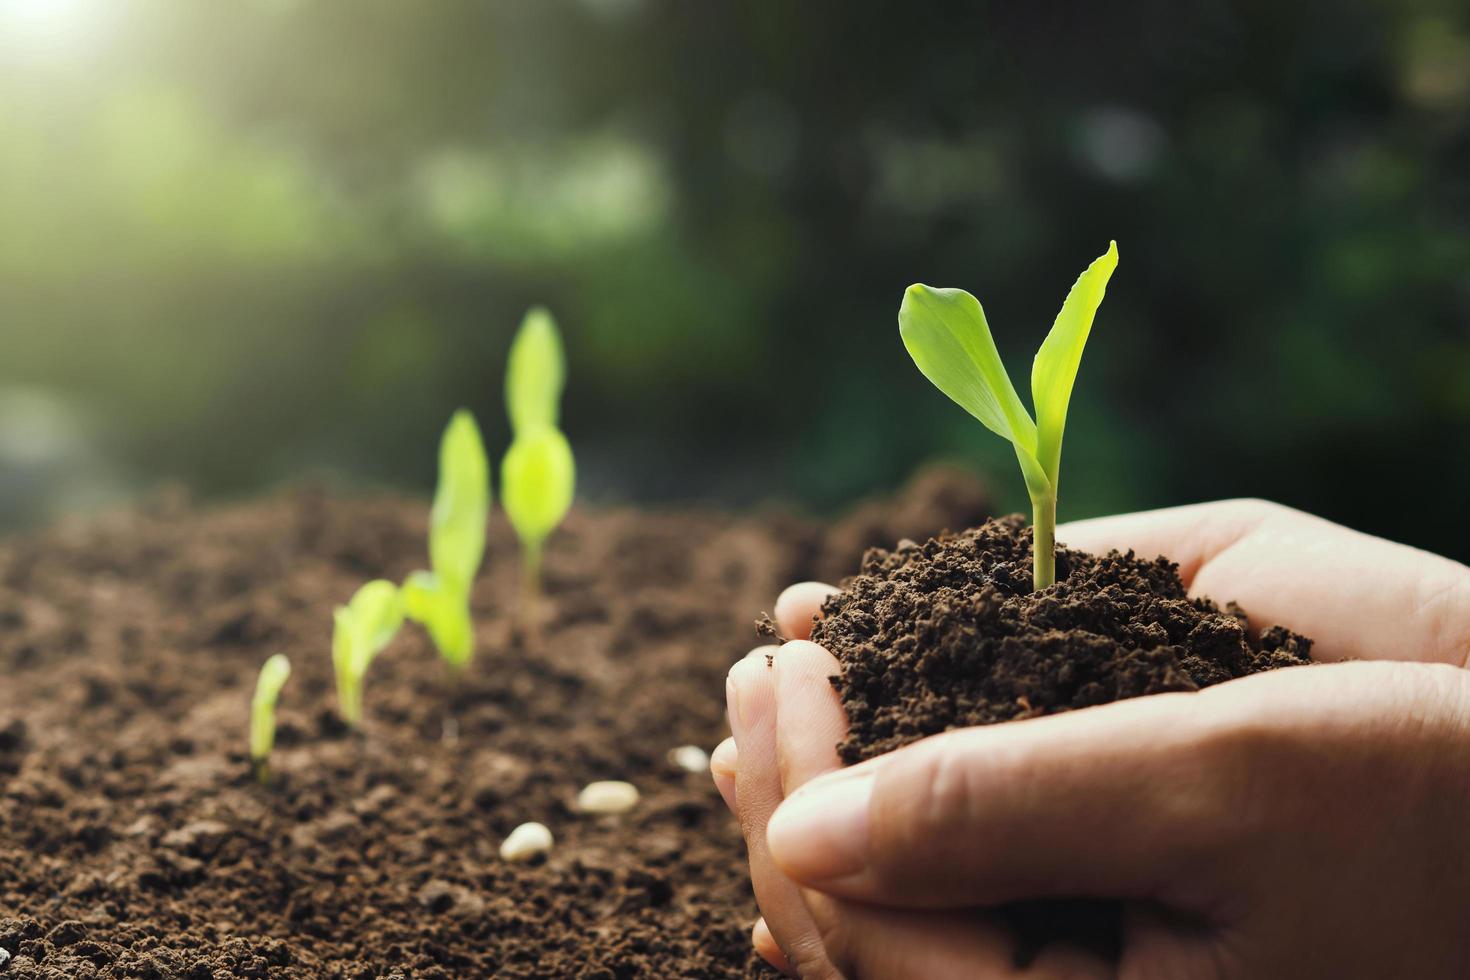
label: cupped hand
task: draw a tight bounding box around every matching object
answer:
[713,585,1100,978]
[715,499,1470,978]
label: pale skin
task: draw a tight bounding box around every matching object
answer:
[711,499,1470,979]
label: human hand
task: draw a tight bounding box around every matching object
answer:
[715,499,1470,978]
[714,585,1092,978]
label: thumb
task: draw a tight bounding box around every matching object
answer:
[764,669,1312,912]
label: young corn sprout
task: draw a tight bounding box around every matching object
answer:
[250,653,291,784]
[402,410,490,670]
[900,241,1118,591]
[332,579,404,728]
[501,307,575,594]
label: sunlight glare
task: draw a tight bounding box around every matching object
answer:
[0,0,111,63]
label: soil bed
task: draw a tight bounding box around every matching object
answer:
[0,474,990,979]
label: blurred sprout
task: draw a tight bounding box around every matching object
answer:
[505,306,566,432]
[900,242,1117,590]
[502,427,576,586]
[403,410,489,670]
[250,653,291,784]
[502,308,575,593]
[332,580,404,728]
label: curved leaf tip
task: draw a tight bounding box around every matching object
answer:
[1030,241,1118,487]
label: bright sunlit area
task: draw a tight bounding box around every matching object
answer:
[0,0,118,63]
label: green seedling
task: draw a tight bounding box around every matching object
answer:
[402,409,490,670]
[502,307,575,593]
[332,579,404,728]
[502,426,576,589]
[899,241,1118,591]
[250,653,291,784]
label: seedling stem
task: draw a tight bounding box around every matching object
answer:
[1031,491,1056,591]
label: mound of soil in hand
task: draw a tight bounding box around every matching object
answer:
[814,515,1314,764]
[0,469,988,978]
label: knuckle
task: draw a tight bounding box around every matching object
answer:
[1188,707,1295,827]
[925,738,983,820]
[873,736,986,877]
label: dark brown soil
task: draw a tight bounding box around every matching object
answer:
[3,470,1309,977]
[0,471,988,979]
[814,515,1314,765]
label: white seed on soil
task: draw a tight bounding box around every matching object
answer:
[499,821,553,862]
[577,780,641,814]
[668,745,710,773]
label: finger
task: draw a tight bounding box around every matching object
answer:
[722,645,773,820]
[771,661,1440,910]
[774,582,840,642]
[1057,498,1281,586]
[1059,499,1470,665]
[710,736,737,814]
[767,680,1252,912]
[728,655,839,976]
[752,918,794,976]
[806,895,1108,980]
[772,640,847,797]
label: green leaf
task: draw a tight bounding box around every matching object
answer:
[501,427,575,552]
[253,653,292,708]
[1031,241,1118,487]
[400,569,441,624]
[505,306,565,434]
[250,653,291,764]
[402,570,472,667]
[427,596,472,666]
[429,409,490,593]
[341,579,403,676]
[900,284,1037,447]
[899,284,1049,498]
[332,579,403,727]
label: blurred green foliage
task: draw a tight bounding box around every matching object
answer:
[0,0,1467,560]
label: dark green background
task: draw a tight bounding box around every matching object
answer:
[2,0,1467,561]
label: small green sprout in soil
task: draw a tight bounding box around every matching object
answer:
[249,653,291,784]
[332,579,404,728]
[900,241,1118,590]
[502,306,575,596]
[402,409,490,671]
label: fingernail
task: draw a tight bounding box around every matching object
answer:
[710,737,738,778]
[766,770,874,883]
